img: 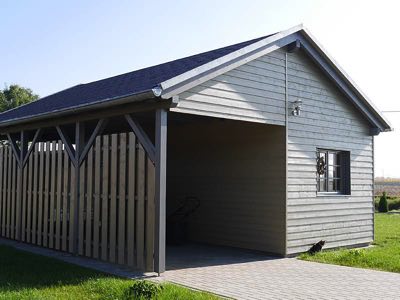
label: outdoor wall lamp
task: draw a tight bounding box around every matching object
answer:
[291,99,302,116]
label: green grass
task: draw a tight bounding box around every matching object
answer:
[299,213,400,273]
[0,245,220,300]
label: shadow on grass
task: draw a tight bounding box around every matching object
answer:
[0,245,116,292]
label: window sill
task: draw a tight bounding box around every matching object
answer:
[316,192,351,198]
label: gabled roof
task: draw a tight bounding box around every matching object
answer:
[0,25,391,132]
[0,35,269,127]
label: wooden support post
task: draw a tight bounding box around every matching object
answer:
[154,109,167,274]
[74,121,85,254]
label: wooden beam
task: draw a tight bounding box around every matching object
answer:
[170,95,179,108]
[23,128,42,167]
[78,119,108,166]
[287,39,301,53]
[1,100,171,135]
[6,133,21,167]
[124,114,155,163]
[56,126,76,166]
[154,109,167,274]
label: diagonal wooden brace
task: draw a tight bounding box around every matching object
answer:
[125,114,155,163]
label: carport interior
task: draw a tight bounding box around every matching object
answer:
[166,112,286,259]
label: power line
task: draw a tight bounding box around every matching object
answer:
[381,111,400,113]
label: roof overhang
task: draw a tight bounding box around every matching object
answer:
[158,25,392,134]
[0,90,158,133]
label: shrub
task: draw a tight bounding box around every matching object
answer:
[126,280,163,300]
[378,192,388,213]
[388,198,400,211]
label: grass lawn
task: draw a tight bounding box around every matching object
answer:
[0,245,220,300]
[299,213,400,273]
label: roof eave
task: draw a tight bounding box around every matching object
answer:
[0,90,157,131]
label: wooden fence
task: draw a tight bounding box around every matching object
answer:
[0,132,155,271]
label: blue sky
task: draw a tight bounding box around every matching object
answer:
[1,0,399,177]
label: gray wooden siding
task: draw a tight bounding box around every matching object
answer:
[286,50,374,254]
[167,118,286,255]
[170,51,287,126]
[172,47,374,255]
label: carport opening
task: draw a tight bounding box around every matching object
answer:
[166,112,286,269]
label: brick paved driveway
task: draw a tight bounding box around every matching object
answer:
[161,244,399,300]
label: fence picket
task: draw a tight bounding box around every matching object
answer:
[101,135,109,261]
[56,141,63,250]
[26,150,33,242]
[118,133,127,265]
[78,160,85,255]
[1,147,7,237]
[32,144,39,244]
[146,158,155,271]
[93,137,101,259]
[136,143,145,270]
[109,134,118,263]
[62,148,69,251]
[85,148,93,257]
[49,141,56,248]
[37,143,44,245]
[127,133,136,267]
[43,142,50,246]
[69,162,75,253]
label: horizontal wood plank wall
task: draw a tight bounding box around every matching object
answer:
[171,51,287,126]
[0,132,155,271]
[167,118,286,255]
[286,50,374,254]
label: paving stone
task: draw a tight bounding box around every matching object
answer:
[162,244,400,300]
[1,239,399,300]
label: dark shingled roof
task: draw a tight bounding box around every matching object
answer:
[0,35,271,125]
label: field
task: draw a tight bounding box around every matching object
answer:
[0,245,220,300]
[375,178,400,197]
[300,214,400,273]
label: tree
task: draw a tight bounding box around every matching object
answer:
[378,192,388,213]
[0,84,39,112]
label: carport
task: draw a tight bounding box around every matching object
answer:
[166,113,286,256]
[0,25,392,275]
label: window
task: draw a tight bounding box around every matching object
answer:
[317,149,350,195]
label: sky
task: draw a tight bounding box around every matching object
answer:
[1,0,399,177]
